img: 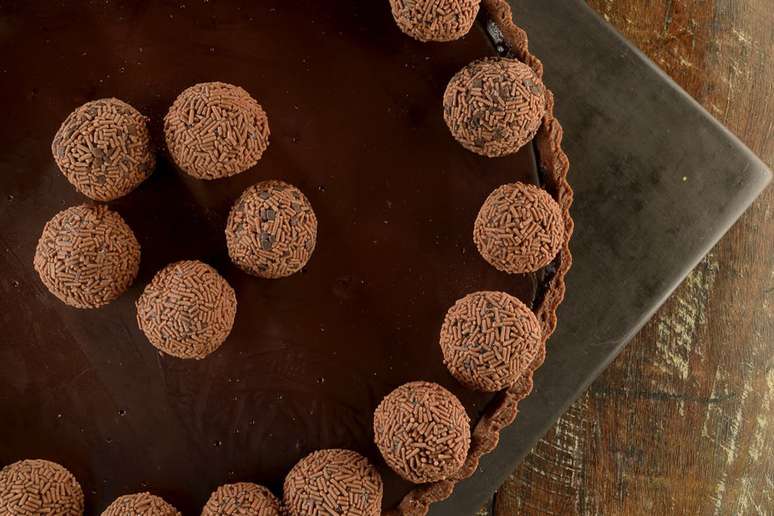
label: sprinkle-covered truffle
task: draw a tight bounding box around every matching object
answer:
[164,82,270,180]
[373,382,470,484]
[136,260,237,360]
[283,449,383,516]
[474,182,564,274]
[101,492,180,516]
[0,459,84,516]
[33,204,141,309]
[389,0,481,42]
[51,98,155,201]
[440,291,542,391]
[226,180,317,279]
[202,482,281,516]
[443,57,546,157]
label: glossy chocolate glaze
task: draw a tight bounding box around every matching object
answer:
[0,1,540,512]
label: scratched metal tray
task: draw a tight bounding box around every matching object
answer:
[434,1,772,514]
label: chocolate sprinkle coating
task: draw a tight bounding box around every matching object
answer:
[388,0,480,42]
[373,382,470,484]
[51,98,155,201]
[443,57,546,157]
[0,459,84,516]
[101,492,180,516]
[439,291,542,391]
[136,260,237,360]
[201,482,281,516]
[33,204,141,309]
[164,82,270,180]
[226,180,318,279]
[283,449,383,516]
[474,182,564,274]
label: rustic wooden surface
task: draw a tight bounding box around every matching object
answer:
[483,1,774,515]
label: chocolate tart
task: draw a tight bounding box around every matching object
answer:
[0,0,572,514]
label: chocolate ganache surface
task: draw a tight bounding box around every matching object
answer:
[0,0,546,512]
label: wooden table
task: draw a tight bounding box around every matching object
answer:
[483,1,774,514]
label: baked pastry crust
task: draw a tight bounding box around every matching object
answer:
[393,1,574,513]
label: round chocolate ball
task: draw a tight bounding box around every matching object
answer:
[389,0,480,42]
[136,260,237,360]
[0,459,84,515]
[440,291,542,391]
[373,382,470,484]
[443,58,546,157]
[33,204,141,309]
[164,82,270,180]
[202,482,281,516]
[226,180,317,279]
[474,182,564,274]
[102,492,180,516]
[51,98,154,201]
[283,449,383,516]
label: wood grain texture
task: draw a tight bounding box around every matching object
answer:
[493,1,774,515]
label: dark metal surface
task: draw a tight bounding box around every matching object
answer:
[434,1,772,514]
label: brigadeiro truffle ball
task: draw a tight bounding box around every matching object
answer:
[443,57,546,157]
[51,98,154,201]
[0,459,84,515]
[164,82,270,180]
[474,182,564,274]
[283,449,383,516]
[373,382,470,484]
[101,492,180,516]
[440,291,542,391]
[202,482,281,516]
[226,180,317,279]
[136,260,237,359]
[33,204,141,309]
[389,0,480,42]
